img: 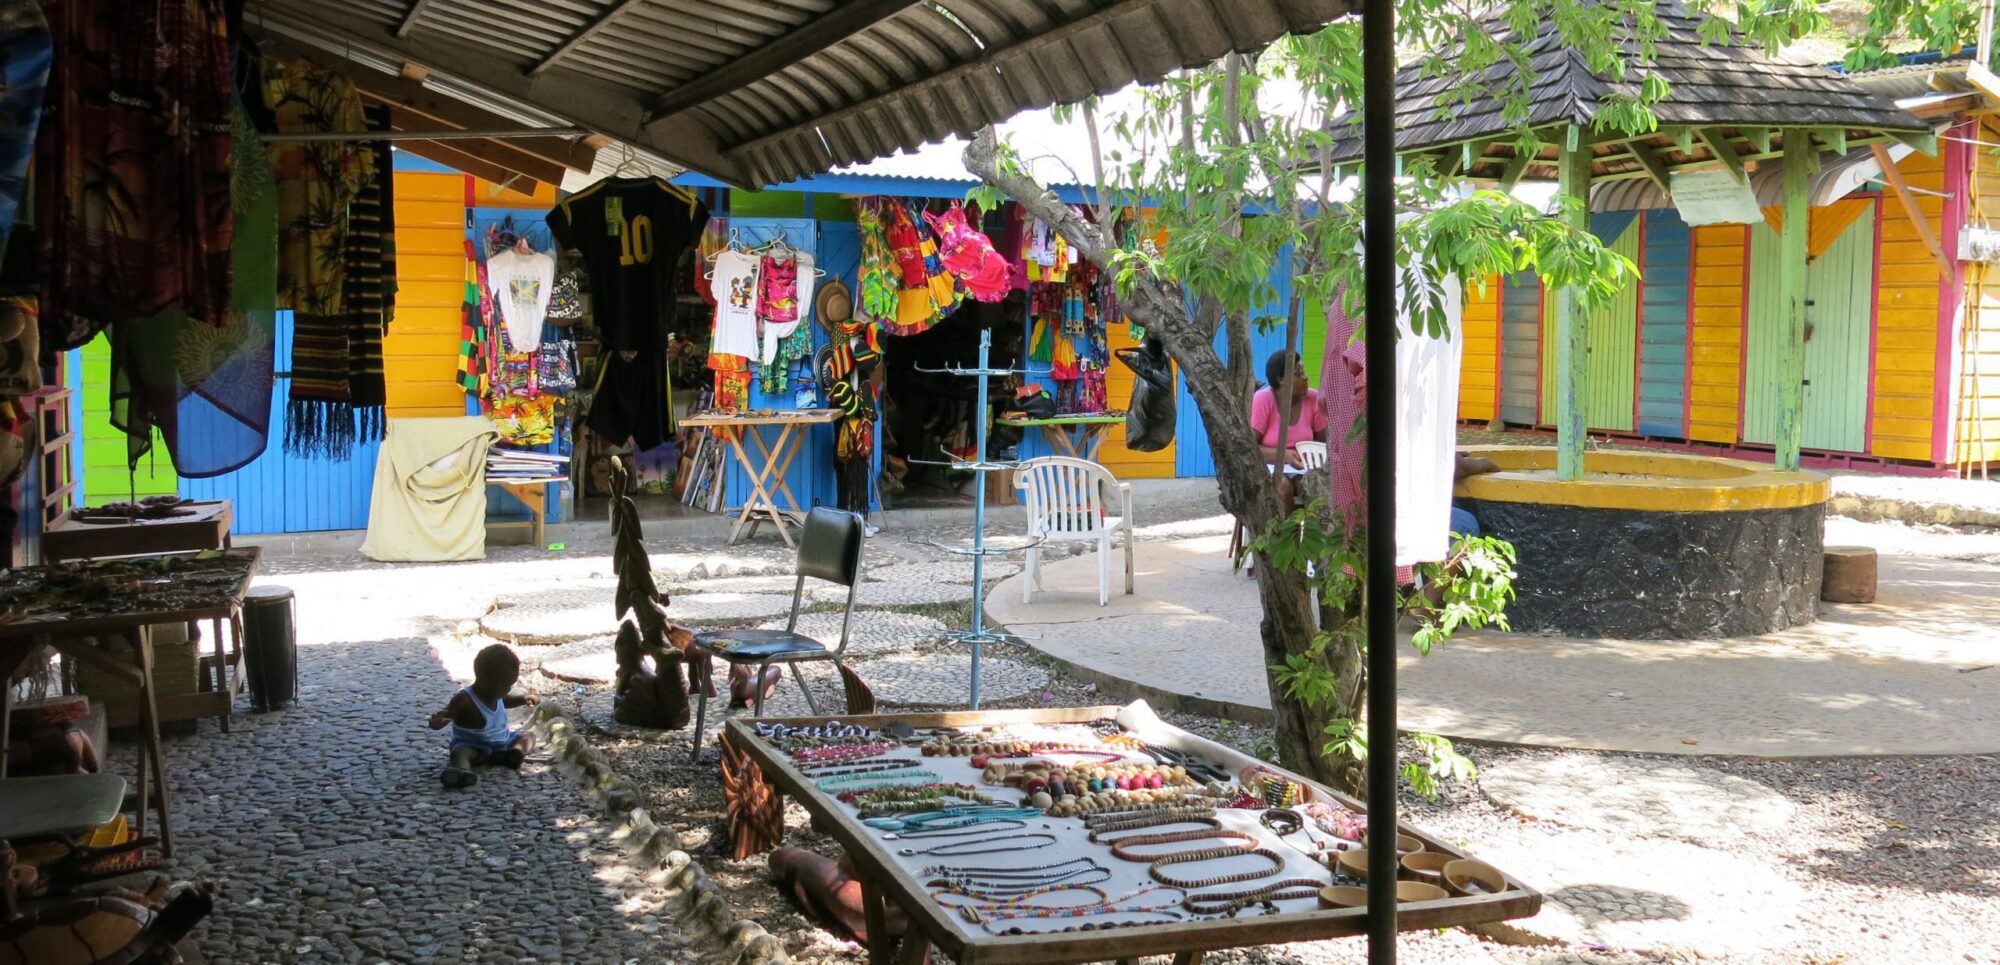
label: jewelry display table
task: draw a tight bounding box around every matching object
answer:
[0,548,261,857]
[43,500,233,564]
[724,702,1539,965]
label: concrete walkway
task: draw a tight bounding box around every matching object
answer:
[989,527,2000,756]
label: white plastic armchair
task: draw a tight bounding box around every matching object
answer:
[1014,456,1135,606]
[1294,441,1329,470]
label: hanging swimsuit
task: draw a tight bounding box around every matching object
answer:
[449,687,519,756]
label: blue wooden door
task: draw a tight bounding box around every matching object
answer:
[1175,250,1294,477]
[1637,209,1692,437]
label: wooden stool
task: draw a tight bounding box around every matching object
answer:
[1822,546,1878,603]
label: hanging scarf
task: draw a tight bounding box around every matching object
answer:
[267,57,382,457]
[885,202,929,288]
[456,239,488,398]
[916,205,959,312]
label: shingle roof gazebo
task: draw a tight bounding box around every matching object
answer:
[1330,4,1931,475]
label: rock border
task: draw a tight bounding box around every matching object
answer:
[529,703,791,965]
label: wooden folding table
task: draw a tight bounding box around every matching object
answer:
[42,500,233,564]
[0,548,262,858]
[999,413,1126,461]
[494,478,567,548]
[680,409,842,548]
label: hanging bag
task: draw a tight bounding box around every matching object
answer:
[1115,336,1176,452]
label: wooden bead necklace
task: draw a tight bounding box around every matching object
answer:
[1142,842,1287,889]
[983,914,1185,935]
[793,742,897,764]
[896,832,1057,857]
[1084,808,1219,839]
[1106,828,1254,863]
[797,758,922,778]
[1182,878,1327,917]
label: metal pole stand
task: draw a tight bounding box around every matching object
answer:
[910,328,1042,709]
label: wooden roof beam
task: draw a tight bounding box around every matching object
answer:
[1696,128,1746,184]
[1748,128,1773,154]
[1623,138,1672,193]
[529,0,645,77]
[397,0,435,38]
[647,0,928,123]
[1894,129,1940,156]
[1871,142,1953,280]
[1816,127,1848,155]
[1498,150,1535,190]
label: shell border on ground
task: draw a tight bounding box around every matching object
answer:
[528,703,791,965]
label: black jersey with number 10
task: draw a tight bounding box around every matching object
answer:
[548,177,709,353]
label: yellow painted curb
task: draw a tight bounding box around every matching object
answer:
[1454,446,1829,512]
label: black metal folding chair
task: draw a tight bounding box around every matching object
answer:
[689,507,865,759]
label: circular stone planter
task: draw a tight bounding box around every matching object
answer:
[1455,447,1828,639]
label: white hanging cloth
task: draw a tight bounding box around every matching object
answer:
[1393,273,1465,567]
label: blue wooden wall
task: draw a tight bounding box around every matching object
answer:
[1637,209,1693,437]
[1174,252,1295,477]
[180,311,383,533]
[719,217,849,515]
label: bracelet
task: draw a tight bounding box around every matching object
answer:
[1259,808,1303,836]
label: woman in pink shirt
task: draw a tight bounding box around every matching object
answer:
[1250,349,1327,513]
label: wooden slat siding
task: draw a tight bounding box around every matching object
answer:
[1743,221,1788,445]
[1800,206,1877,452]
[1639,209,1693,437]
[1954,118,2000,466]
[1585,214,1641,431]
[1872,148,1948,461]
[388,171,480,418]
[78,334,179,501]
[1174,248,1294,477]
[1100,318,1177,479]
[1499,270,1542,424]
[1688,224,1748,443]
[1459,274,1500,422]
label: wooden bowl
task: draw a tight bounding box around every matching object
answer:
[1400,850,1455,882]
[1362,829,1425,855]
[1317,885,1370,909]
[1443,859,1507,897]
[1333,848,1372,880]
[1396,881,1449,903]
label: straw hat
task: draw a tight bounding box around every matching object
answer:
[814,278,852,332]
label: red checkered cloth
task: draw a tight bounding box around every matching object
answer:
[1319,293,1414,585]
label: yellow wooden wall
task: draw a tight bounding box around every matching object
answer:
[1688,224,1747,443]
[1459,275,1500,421]
[1872,150,1947,462]
[1097,321,1176,479]
[1953,119,2000,466]
[385,172,555,418]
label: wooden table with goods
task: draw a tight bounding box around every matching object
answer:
[721,703,1539,965]
[0,548,262,858]
[998,413,1126,462]
[42,499,233,564]
[679,409,844,548]
[493,478,567,549]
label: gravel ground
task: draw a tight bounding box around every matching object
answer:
[123,470,1999,964]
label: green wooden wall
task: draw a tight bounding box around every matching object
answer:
[1745,213,1875,452]
[1542,214,1640,431]
[78,334,178,502]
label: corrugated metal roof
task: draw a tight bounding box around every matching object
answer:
[259,0,1353,188]
[1327,2,1926,163]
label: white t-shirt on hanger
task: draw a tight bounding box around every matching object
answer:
[710,249,762,360]
[486,247,557,351]
[1393,273,1465,568]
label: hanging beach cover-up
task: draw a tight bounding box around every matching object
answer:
[37,0,233,353]
[915,204,960,312]
[924,202,1009,302]
[854,201,903,328]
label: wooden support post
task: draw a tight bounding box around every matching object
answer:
[1556,127,1591,481]
[1777,131,1812,471]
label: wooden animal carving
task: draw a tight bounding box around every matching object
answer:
[838,664,876,716]
[612,624,690,730]
[719,731,784,859]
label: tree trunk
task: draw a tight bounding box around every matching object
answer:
[964,129,1330,782]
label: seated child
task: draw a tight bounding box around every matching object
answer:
[428,643,539,789]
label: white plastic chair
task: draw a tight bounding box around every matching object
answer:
[1294,441,1329,470]
[1014,456,1134,606]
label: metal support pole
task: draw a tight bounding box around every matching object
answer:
[1361,0,1399,959]
[1776,133,1812,471]
[1555,127,1591,482]
[966,328,994,709]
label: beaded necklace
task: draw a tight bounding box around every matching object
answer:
[798,758,922,778]
[983,914,1185,936]
[923,857,1111,894]
[881,818,1028,840]
[792,742,897,764]
[1146,845,1286,889]
[813,768,940,792]
[864,807,1041,834]
[1106,828,1254,862]
[935,882,1109,917]
[896,832,1056,857]
[969,884,1188,924]
[1086,815,1220,844]
[1182,878,1326,916]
